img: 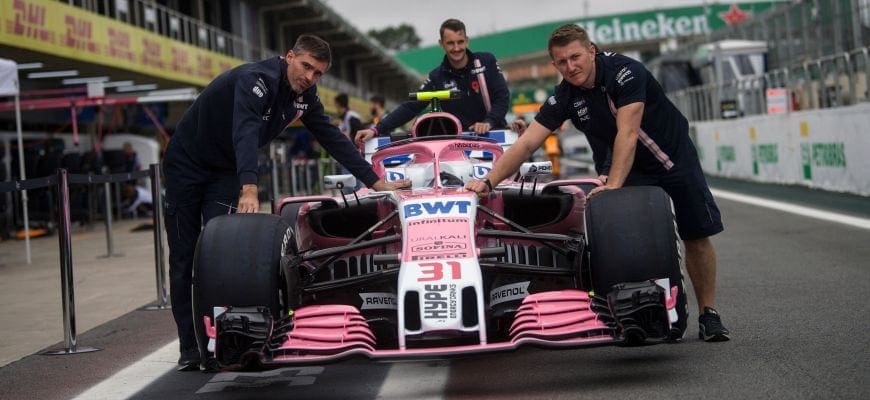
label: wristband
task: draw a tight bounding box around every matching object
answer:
[482,177,493,192]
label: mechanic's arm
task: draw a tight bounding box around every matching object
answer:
[232,75,269,213]
[304,102,410,190]
[465,120,551,195]
[356,100,427,144]
[357,78,437,145]
[588,101,643,197]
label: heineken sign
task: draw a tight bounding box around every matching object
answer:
[577,13,709,45]
[574,3,779,46]
[398,2,782,74]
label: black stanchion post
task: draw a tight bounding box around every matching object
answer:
[270,159,280,206]
[41,169,100,355]
[144,164,170,310]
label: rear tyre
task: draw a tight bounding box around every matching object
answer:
[586,186,688,342]
[192,214,295,366]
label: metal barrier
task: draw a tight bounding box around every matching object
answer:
[144,164,169,310]
[0,164,169,354]
[669,45,870,121]
[266,158,342,199]
[0,155,350,354]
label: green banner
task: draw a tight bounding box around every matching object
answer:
[751,143,778,175]
[398,2,782,74]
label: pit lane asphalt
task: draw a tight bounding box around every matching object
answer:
[1,179,868,400]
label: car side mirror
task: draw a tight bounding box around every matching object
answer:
[323,174,356,190]
[519,161,553,178]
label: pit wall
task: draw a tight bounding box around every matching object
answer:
[692,103,870,196]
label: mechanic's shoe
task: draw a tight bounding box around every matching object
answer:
[698,307,731,342]
[177,347,201,372]
[200,357,221,373]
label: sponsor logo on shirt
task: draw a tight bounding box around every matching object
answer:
[616,66,635,86]
[443,80,457,90]
[262,107,272,121]
[294,100,309,110]
[573,98,589,122]
[252,86,264,97]
[470,65,486,75]
[547,95,557,105]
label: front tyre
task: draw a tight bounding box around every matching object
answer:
[192,214,295,367]
[586,186,688,343]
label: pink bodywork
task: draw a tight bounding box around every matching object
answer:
[253,136,616,364]
[266,290,614,364]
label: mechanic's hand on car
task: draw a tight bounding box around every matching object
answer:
[587,184,618,199]
[237,184,261,213]
[465,177,493,197]
[469,122,491,134]
[371,178,412,191]
[511,118,527,134]
[355,129,376,146]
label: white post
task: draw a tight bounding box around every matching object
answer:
[14,91,31,264]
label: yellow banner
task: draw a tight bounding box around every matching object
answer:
[0,0,243,86]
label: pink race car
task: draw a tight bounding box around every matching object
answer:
[192,91,687,370]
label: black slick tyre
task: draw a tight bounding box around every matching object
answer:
[585,186,688,342]
[192,213,295,365]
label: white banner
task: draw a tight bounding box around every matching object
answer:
[0,58,19,96]
[693,104,870,196]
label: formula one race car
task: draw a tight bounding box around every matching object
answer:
[192,90,688,370]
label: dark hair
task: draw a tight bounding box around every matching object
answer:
[369,94,385,107]
[292,34,332,68]
[334,93,349,108]
[548,24,592,58]
[440,18,466,38]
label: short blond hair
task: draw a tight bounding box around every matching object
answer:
[548,24,592,59]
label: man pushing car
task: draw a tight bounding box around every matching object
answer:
[465,24,731,343]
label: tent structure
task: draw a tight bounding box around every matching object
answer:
[0,57,32,264]
[0,58,196,264]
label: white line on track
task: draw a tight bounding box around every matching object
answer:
[71,340,178,400]
[376,361,450,399]
[711,188,870,230]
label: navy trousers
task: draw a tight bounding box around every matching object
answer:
[162,142,240,352]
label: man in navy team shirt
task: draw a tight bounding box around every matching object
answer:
[355,18,509,143]
[164,35,409,371]
[466,24,730,343]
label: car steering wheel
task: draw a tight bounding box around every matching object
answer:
[439,171,464,186]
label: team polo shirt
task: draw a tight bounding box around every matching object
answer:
[535,52,692,176]
[173,56,378,187]
[375,50,509,134]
